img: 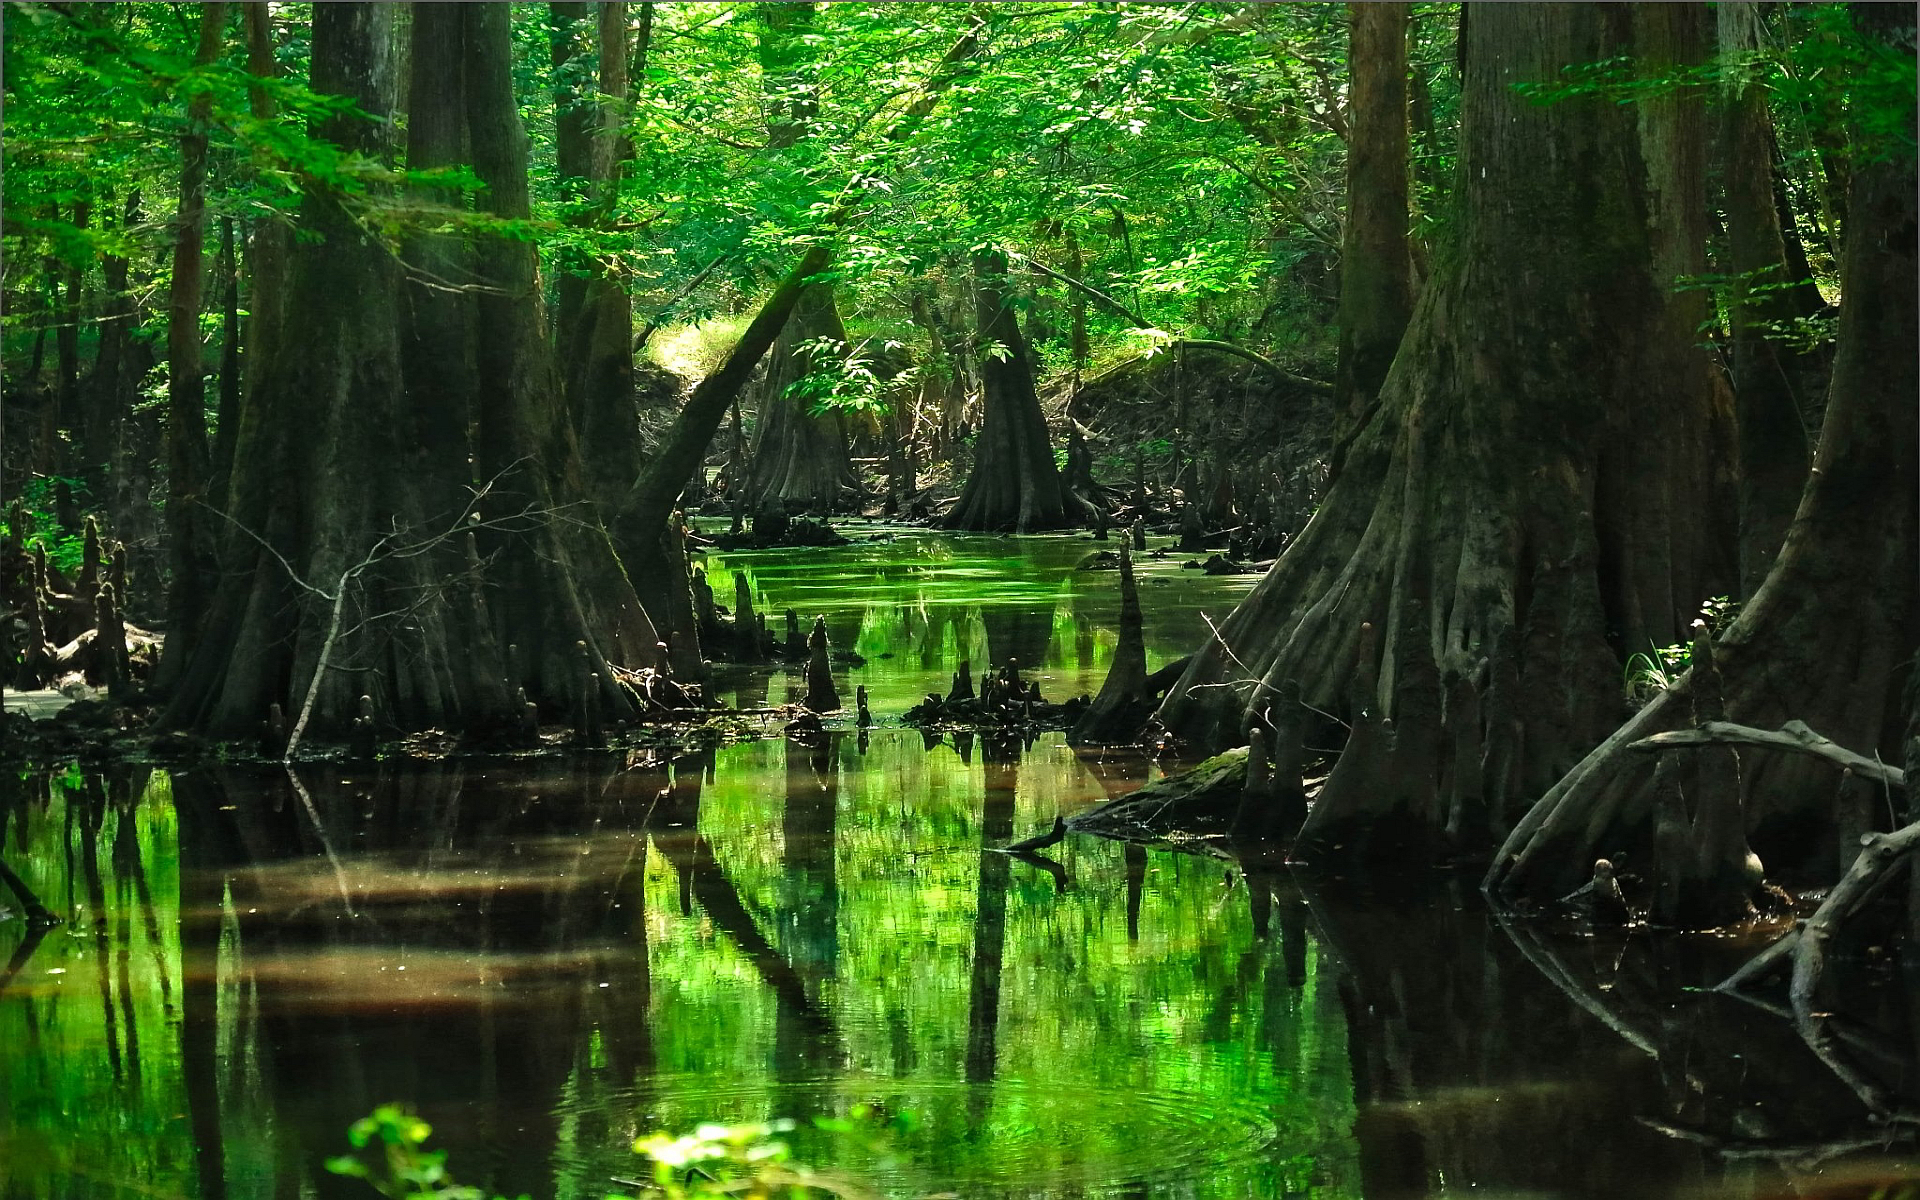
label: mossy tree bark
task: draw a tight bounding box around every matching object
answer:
[163,2,654,739]
[1157,4,1737,859]
[1487,8,1918,903]
[944,249,1069,533]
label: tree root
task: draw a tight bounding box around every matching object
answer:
[1717,819,1920,1118]
[1632,720,1906,791]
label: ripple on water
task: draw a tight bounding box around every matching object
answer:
[550,1073,1281,1196]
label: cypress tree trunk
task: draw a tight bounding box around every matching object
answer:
[461,1,661,696]
[1158,4,1736,858]
[944,249,1068,533]
[548,2,594,350]
[156,2,227,693]
[744,1,856,516]
[1331,1,1414,469]
[1718,1,1822,598]
[1488,5,1917,903]
[569,0,640,512]
[163,3,655,740]
[748,283,859,514]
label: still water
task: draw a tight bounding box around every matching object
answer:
[3,530,1914,1198]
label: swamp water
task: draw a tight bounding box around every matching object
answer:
[3,529,1914,1198]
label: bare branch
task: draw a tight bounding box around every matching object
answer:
[1630,720,1905,790]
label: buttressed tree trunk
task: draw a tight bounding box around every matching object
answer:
[1487,3,1917,904]
[1331,1,1414,472]
[1158,4,1736,859]
[749,282,859,513]
[944,249,1069,533]
[745,0,857,515]
[164,2,654,740]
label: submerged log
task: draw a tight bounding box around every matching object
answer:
[1071,746,1249,838]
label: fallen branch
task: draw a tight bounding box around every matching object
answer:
[1630,719,1905,790]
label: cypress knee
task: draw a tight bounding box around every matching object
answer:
[804,616,840,712]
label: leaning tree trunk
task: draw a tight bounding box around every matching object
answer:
[1487,6,1918,903]
[944,249,1069,533]
[1330,0,1414,473]
[748,282,860,514]
[163,2,654,740]
[1158,4,1736,859]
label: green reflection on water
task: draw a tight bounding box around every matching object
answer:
[2,531,1362,1199]
[0,736,1359,1199]
[699,525,1260,717]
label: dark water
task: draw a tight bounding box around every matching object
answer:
[3,530,1916,1198]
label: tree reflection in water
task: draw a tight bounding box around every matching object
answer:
[3,735,1915,1197]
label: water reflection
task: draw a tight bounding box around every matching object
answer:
[5,753,1919,1197]
[5,528,1918,1197]
[699,527,1260,717]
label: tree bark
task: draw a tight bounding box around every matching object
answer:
[1488,3,1917,902]
[164,2,656,739]
[944,249,1069,532]
[1332,1,1414,473]
[1718,1,1821,598]
[157,2,227,693]
[1157,4,1737,859]
[548,2,594,348]
[569,0,640,512]
[743,1,856,516]
[748,283,859,513]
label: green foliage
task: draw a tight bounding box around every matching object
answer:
[324,1109,886,1200]
[635,1116,886,1200]
[2,476,89,575]
[1623,595,1741,705]
[324,1106,514,1200]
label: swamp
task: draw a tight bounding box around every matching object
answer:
[2,3,1916,1198]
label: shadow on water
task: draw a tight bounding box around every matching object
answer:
[4,529,1918,1198]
